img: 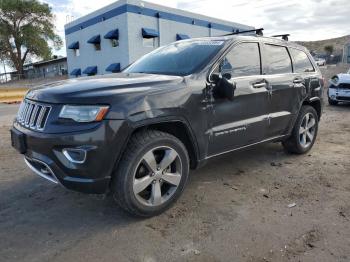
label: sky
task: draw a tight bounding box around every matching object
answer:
[1,0,349,73]
[45,0,350,57]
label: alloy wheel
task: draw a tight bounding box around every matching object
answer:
[133,146,182,206]
[299,113,316,148]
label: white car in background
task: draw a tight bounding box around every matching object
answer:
[328,68,350,105]
[315,57,326,66]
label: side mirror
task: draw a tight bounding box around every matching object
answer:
[211,73,236,101]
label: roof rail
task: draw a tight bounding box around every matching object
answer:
[272,34,290,41]
[224,28,264,37]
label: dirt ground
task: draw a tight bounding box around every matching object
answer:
[0,66,349,262]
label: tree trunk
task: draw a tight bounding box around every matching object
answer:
[15,59,24,79]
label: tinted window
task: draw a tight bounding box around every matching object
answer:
[124,40,225,76]
[290,48,315,73]
[264,44,292,74]
[220,43,261,77]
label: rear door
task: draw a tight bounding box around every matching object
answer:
[207,42,270,156]
[262,44,299,138]
[289,47,320,103]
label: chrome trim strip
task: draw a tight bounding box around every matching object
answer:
[208,115,267,134]
[207,111,291,134]
[29,104,39,127]
[205,135,287,160]
[24,157,59,184]
[16,100,51,131]
[36,106,45,129]
[21,103,30,123]
[24,104,34,126]
[269,111,291,118]
[39,106,51,130]
[62,148,87,164]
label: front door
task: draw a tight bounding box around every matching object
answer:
[207,42,270,156]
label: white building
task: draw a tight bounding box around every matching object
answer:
[64,0,254,77]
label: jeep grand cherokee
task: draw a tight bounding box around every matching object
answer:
[11,35,323,217]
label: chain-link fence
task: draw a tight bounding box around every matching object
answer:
[0,72,68,89]
[0,66,68,86]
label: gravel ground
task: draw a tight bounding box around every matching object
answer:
[0,66,349,262]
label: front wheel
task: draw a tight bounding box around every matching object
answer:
[328,98,338,106]
[282,105,319,154]
[112,130,189,217]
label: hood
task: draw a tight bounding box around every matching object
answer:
[26,73,184,104]
[336,73,350,84]
[330,73,350,86]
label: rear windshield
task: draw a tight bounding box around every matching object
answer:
[124,40,225,76]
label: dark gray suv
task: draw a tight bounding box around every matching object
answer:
[11,35,323,216]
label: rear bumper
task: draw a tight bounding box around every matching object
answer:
[13,120,129,194]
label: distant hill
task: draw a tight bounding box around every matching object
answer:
[296,35,350,56]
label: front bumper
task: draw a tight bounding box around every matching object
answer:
[12,120,129,194]
[328,88,350,102]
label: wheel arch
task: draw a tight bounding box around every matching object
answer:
[302,97,322,120]
[125,117,200,170]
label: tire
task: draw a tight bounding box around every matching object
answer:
[282,105,318,154]
[112,130,189,217]
[328,98,338,106]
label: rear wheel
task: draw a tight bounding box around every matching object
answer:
[112,130,189,217]
[282,105,318,154]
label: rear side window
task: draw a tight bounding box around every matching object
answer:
[264,44,292,74]
[220,42,261,77]
[289,48,315,73]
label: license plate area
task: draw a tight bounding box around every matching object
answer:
[10,128,27,154]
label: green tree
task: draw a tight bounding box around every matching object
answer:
[324,45,334,55]
[0,0,62,76]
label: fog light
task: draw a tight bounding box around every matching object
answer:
[62,148,87,164]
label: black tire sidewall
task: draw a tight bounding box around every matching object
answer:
[115,133,189,216]
[328,97,338,105]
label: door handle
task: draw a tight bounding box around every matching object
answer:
[293,78,304,84]
[253,82,267,88]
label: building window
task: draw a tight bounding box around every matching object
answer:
[94,43,101,51]
[141,28,159,48]
[104,29,119,47]
[143,38,156,48]
[111,39,119,47]
[87,35,101,51]
[68,41,80,57]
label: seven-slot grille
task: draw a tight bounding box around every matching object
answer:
[16,100,51,131]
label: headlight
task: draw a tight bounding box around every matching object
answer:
[59,105,109,122]
[331,76,339,84]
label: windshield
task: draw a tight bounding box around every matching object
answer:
[124,40,225,76]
